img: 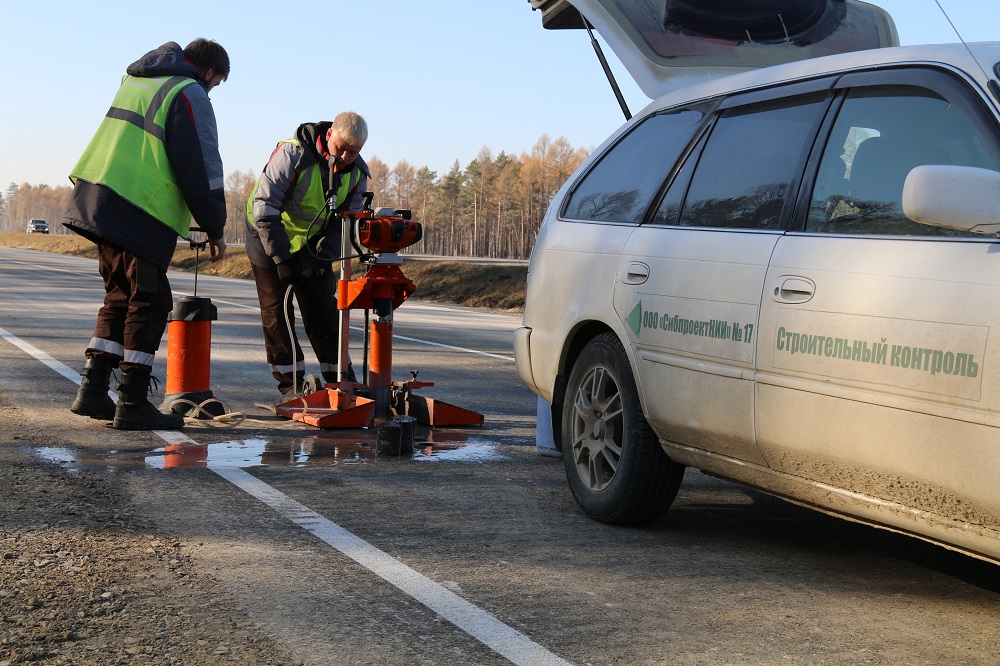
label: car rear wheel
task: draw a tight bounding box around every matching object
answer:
[561,332,684,525]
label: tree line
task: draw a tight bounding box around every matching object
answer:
[0,134,589,260]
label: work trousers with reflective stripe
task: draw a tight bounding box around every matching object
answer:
[86,242,172,371]
[250,262,343,394]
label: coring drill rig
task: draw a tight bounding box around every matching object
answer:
[274,192,484,429]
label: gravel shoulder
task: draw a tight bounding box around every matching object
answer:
[0,392,300,666]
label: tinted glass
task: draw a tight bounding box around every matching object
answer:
[562,108,705,223]
[678,98,824,229]
[807,86,1000,236]
[650,132,704,225]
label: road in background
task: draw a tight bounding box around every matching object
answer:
[0,247,532,424]
[2,248,999,665]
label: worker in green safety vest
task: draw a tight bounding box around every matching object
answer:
[63,39,230,431]
[245,112,371,410]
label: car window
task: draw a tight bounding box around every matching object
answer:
[650,131,704,225]
[673,97,826,229]
[562,107,707,223]
[807,85,1000,236]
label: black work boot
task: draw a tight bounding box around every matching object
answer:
[321,366,358,386]
[70,357,117,421]
[112,368,185,431]
[272,380,308,416]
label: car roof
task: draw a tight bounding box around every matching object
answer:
[640,42,1000,111]
[559,42,1000,174]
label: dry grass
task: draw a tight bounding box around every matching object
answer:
[402,260,527,311]
[0,231,102,259]
[0,232,526,311]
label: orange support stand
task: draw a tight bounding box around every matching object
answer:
[273,389,376,428]
[397,394,486,427]
[338,264,415,311]
[337,263,415,422]
[390,376,486,427]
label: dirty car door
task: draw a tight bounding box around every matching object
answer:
[616,85,831,464]
[756,68,1000,553]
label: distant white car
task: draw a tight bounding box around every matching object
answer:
[26,219,49,234]
[519,0,1000,564]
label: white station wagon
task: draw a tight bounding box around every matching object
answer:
[517,0,1000,564]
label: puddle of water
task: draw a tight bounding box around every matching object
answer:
[30,446,143,472]
[29,430,507,470]
[412,440,507,463]
[145,437,376,469]
[32,446,79,467]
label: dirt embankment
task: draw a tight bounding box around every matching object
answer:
[0,232,527,312]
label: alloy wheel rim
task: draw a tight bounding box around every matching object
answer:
[570,366,624,491]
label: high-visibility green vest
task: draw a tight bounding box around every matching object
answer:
[246,139,362,255]
[70,75,198,237]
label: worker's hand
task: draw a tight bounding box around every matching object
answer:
[209,238,227,263]
[276,255,306,285]
[314,233,342,262]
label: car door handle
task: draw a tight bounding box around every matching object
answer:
[621,262,649,285]
[773,277,815,303]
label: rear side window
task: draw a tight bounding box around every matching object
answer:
[673,97,826,229]
[562,108,706,223]
[807,85,1000,236]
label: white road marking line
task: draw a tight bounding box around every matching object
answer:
[5,259,102,279]
[211,463,572,666]
[0,325,86,384]
[391,333,515,361]
[1,328,568,666]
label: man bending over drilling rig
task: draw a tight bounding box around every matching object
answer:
[65,39,230,431]
[245,111,370,411]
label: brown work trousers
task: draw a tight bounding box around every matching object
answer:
[251,262,342,393]
[87,243,173,371]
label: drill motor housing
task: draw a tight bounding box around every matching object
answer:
[357,209,422,254]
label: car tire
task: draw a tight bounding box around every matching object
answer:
[561,332,684,525]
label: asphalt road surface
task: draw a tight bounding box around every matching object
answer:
[1,247,999,665]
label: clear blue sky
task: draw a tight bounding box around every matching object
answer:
[2,0,999,189]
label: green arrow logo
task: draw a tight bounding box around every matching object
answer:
[627,300,642,338]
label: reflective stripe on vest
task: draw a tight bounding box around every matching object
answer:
[247,139,362,255]
[70,75,197,237]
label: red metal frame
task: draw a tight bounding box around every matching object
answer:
[275,210,483,430]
